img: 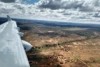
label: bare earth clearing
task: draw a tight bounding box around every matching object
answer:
[18,22,100,67]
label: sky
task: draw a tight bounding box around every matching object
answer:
[0,0,39,4]
[22,0,39,4]
[0,0,100,23]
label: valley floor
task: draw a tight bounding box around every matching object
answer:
[19,23,100,67]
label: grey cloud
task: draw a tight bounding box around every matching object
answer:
[37,0,100,12]
[39,0,62,9]
[0,0,16,3]
[0,8,15,14]
[0,0,100,22]
[93,12,100,17]
[0,0,21,3]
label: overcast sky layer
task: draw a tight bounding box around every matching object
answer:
[0,0,100,23]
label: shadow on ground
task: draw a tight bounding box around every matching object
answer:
[27,48,62,67]
[27,48,88,67]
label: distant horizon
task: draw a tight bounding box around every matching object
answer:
[0,14,100,25]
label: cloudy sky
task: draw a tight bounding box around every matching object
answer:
[0,0,100,23]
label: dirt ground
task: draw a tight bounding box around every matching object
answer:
[19,23,100,67]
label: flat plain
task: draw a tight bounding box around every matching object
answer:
[18,22,100,67]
